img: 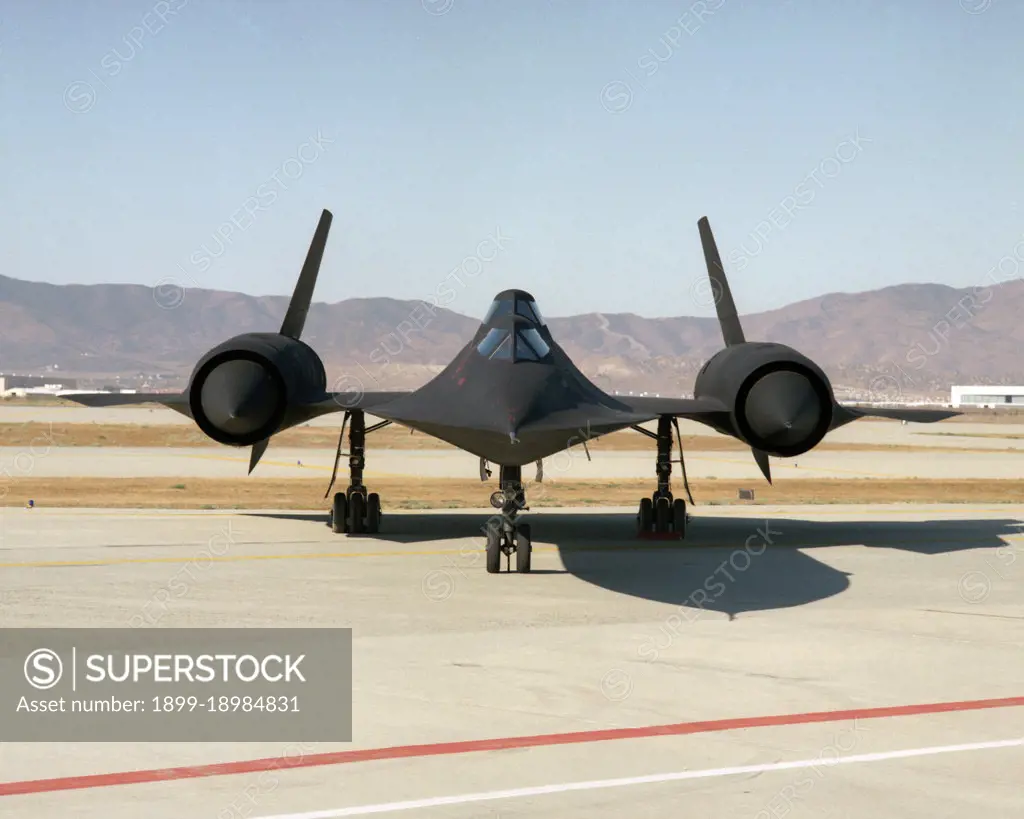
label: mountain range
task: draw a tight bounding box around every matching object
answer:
[2,273,1022,398]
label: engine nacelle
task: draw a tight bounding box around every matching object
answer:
[186,333,327,446]
[693,342,834,457]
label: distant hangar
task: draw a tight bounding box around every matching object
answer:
[951,385,1024,408]
[0,373,78,395]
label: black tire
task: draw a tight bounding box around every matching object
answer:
[515,524,532,573]
[348,492,365,534]
[366,493,381,534]
[638,497,654,532]
[672,498,687,536]
[486,522,501,573]
[331,492,348,534]
[655,497,671,533]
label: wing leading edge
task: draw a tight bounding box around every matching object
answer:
[64,392,193,417]
[615,397,956,428]
[615,395,731,425]
[831,404,959,429]
[66,389,412,416]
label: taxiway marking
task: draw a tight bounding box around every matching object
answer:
[2,534,1022,569]
[253,737,1024,817]
[1,696,1022,797]
[17,505,1024,517]
[0,546,493,568]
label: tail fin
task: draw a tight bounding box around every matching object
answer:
[248,208,333,471]
[698,216,775,481]
[279,209,333,339]
[697,216,746,347]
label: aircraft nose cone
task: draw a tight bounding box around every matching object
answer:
[743,369,823,448]
[200,359,279,436]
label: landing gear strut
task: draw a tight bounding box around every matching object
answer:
[484,465,532,573]
[633,416,691,537]
[326,410,389,535]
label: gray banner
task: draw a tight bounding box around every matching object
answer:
[0,628,352,742]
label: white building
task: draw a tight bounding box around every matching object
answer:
[950,385,1024,408]
[0,374,78,394]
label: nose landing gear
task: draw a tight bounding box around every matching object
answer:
[484,465,532,573]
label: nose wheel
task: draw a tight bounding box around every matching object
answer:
[485,522,533,573]
[485,465,532,573]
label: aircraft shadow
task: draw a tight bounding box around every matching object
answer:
[244,510,1023,616]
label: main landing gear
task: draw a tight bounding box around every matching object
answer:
[631,416,693,538]
[326,410,390,535]
[484,464,532,573]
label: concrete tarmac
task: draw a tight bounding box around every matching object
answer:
[0,504,1022,817]
[2,443,1022,481]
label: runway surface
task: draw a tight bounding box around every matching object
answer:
[1,504,1022,817]
[2,443,1022,481]
[3,405,1023,482]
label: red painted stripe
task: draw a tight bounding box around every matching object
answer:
[2,695,1022,797]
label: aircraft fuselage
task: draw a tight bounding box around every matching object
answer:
[369,289,651,465]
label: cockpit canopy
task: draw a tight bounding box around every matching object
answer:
[476,290,551,361]
[477,325,551,361]
[482,291,544,326]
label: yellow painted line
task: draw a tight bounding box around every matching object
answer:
[3,535,1023,569]
[177,452,332,468]
[688,453,942,480]
[685,507,1024,517]
[66,448,402,477]
[5,505,1024,520]
[176,451,409,478]
[0,545,550,569]
[13,445,1021,483]
[688,448,1024,479]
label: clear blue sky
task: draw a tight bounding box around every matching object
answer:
[2,0,1021,319]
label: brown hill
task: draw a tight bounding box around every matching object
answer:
[2,274,1021,398]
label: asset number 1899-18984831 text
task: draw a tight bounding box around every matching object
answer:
[153,695,300,713]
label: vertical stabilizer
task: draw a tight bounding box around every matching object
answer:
[697,216,746,347]
[279,209,333,340]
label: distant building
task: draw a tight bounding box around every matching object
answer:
[0,373,78,394]
[950,385,1024,408]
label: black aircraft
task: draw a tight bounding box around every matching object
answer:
[69,210,958,573]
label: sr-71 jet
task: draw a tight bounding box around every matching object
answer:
[70,210,958,573]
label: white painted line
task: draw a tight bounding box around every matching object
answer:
[254,737,1024,818]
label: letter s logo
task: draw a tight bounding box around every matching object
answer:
[24,648,63,690]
